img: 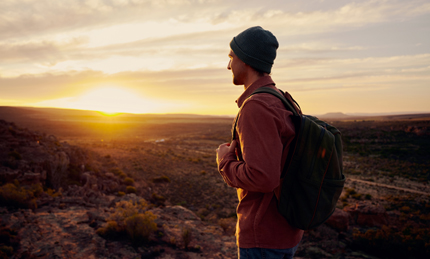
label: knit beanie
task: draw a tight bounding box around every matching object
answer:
[230,26,279,74]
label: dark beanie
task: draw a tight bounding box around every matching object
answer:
[230,26,279,74]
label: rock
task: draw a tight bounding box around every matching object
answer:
[17,172,43,185]
[87,208,107,226]
[99,179,119,193]
[325,208,350,231]
[345,202,388,227]
[162,205,200,221]
[150,206,236,257]
[46,151,70,189]
[297,246,332,259]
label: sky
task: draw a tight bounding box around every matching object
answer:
[1,0,429,116]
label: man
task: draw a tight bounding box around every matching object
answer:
[216,26,304,259]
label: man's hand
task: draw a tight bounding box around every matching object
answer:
[216,140,237,165]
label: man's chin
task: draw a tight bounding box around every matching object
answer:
[233,79,242,86]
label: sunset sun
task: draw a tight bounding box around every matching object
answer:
[37,85,166,115]
[75,86,170,115]
[78,86,142,114]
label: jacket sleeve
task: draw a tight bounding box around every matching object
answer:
[218,99,285,193]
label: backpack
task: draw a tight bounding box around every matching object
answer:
[232,87,345,230]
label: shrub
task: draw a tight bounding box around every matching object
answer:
[351,193,362,200]
[118,191,125,197]
[218,217,236,235]
[108,199,148,224]
[218,218,230,232]
[182,227,192,250]
[152,176,170,183]
[123,177,135,186]
[8,150,21,160]
[125,212,157,244]
[345,188,357,196]
[419,214,430,222]
[111,168,124,176]
[98,199,157,245]
[96,221,121,239]
[0,183,42,209]
[0,246,13,257]
[353,225,430,258]
[126,186,136,194]
[45,188,61,198]
[150,193,166,206]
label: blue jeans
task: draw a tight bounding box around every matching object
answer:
[238,244,299,259]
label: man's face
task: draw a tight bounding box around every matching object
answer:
[227,50,246,86]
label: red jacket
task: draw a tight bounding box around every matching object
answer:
[218,76,304,249]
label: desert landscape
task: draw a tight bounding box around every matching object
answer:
[0,106,429,259]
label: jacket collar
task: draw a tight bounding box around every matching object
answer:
[235,76,276,108]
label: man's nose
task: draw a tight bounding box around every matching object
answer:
[227,60,231,70]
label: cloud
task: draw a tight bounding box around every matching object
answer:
[2,0,428,74]
[0,26,234,76]
[0,68,229,99]
[273,53,430,93]
[0,37,88,64]
[1,0,429,114]
[0,0,233,40]
[3,0,429,42]
[2,53,428,98]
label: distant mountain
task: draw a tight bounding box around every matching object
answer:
[318,112,350,119]
[316,111,430,121]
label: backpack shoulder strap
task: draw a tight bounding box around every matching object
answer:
[250,87,301,116]
[248,87,303,180]
[231,86,301,141]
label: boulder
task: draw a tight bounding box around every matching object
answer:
[325,208,350,231]
[345,202,388,227]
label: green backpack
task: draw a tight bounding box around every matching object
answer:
[233,87,345,230]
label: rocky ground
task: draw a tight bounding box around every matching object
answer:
[0,118,429,258]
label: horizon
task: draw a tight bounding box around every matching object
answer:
[1,0,429,116]
[2,105,430,119]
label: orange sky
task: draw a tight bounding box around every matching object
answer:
[1,0,429,116]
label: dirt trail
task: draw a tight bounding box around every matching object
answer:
[348,178,430,196]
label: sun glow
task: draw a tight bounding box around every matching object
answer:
[76,86,144,114]
[32,85,173,114]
